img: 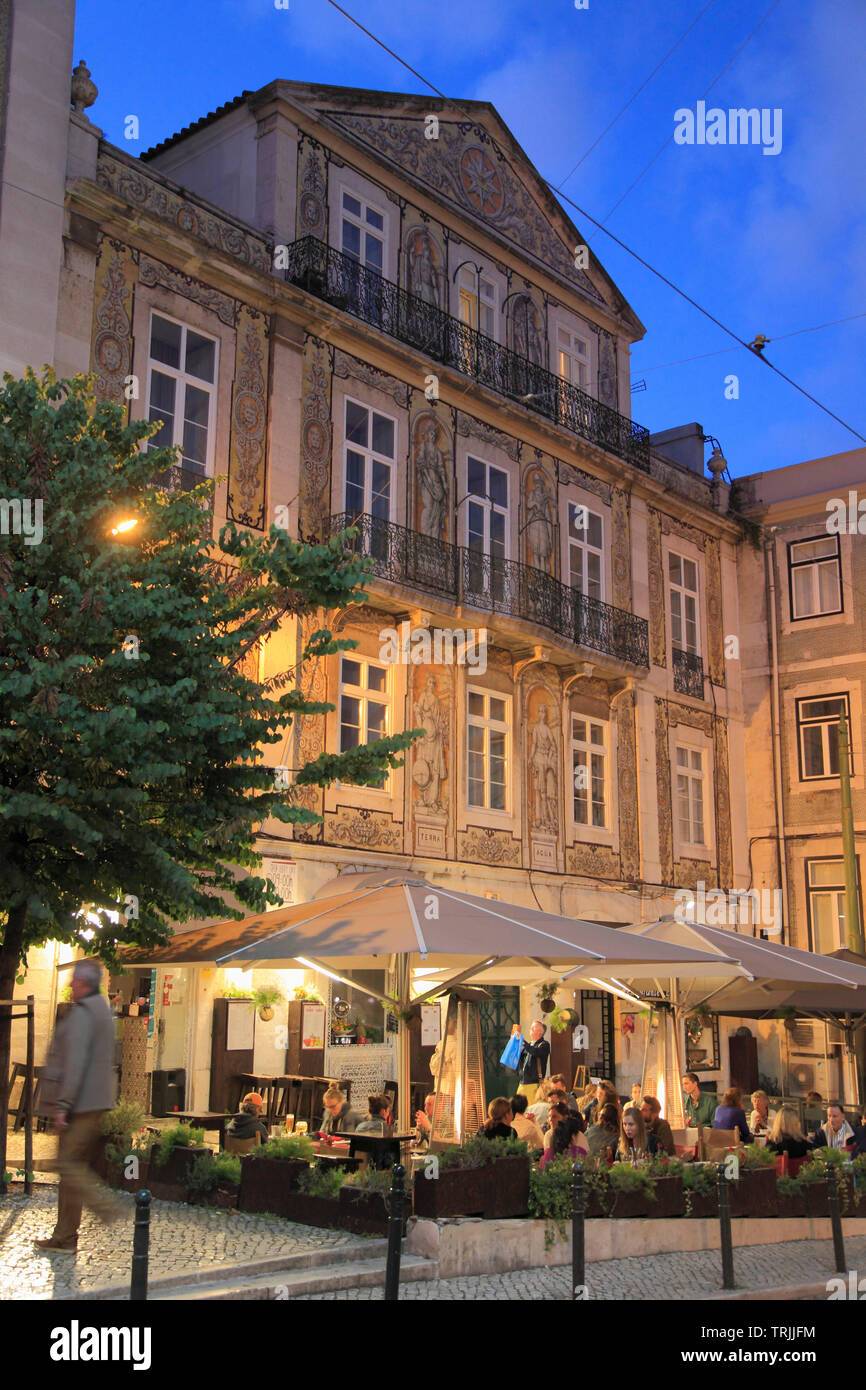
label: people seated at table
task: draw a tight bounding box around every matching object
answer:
[810,1100,858,1151]
[630,1083,643,1112]
[509,1092,546,1150]
[355,1094,392,1136]
[225,1091,269,1147]
[586,1080,620,1130]
[640,1095,676,1156]
[586,1102,620,1161]
[765,1107,811,1160]
[712,1086,752,1143]
[577,1081,599,1125]
[319,1085,362,1134]
[546,1100,571,1140]
[682,1071,716,1127]
[477,1096,518,1141]
[414,1093,435,1149]
[540,1113,589,1169]
[748,1089,777,1136]
[550,1074,580,1114]
[805,1090,823,1107]
[617,1106,655,1161]
[527,1078,555,1128]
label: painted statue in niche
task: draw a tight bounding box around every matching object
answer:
[413,413,450,539]
[406,226,444,307]
[413,672,448,814]
[528,701,559,834]
[512,295,544,366]
[524,469,554,574]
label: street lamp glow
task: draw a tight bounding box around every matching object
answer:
[111,517,139,536]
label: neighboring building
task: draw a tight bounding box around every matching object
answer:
[738,448,866,1101]
[2,18,769,1112]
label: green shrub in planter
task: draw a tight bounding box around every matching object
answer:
[185,1151,242,1199]
[153,1124,206,1167]
[101,1099,146,1148]
[683,1163,719,1217]
[741,1143,777,1170]
[436,1135,528,1170]
[254,1133,315,1162]
[297,1164,344,1199]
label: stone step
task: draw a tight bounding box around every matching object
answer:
[148,1252,437,1301]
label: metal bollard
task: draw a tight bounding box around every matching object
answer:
[130,1189,151,1302]
[572,1161,585,1299]
[827,1161,846,1275]
[717,1169,735,1290]
[384,1164,405,1302]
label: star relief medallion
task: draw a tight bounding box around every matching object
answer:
[458,146,504,217]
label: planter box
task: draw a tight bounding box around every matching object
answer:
[803,1181,830,1217]
[651,1175,684,1217]
[684,1188,719,1218]
[584,1185,610,1218]
[274,1191,341,1228]
[238,1156,310,1216]
[338,1186,407,1236]
[190,1186,239,1210]
[727,1167,777,1218]
[110,1161,151,1194]
[776,1191,807,1218]
[608,1187,653,1218]
[413,1156,529,1220]
[152,1144,211,1187]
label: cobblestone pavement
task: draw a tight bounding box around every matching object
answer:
[296,1235,866,1300]
[0,1186,367,1300]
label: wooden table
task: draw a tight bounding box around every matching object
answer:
[172,1111,231,1147]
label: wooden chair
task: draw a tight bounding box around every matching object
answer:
[671,1126,699,1159]
[703,1127,743,1159]
[225,1132,261,1155]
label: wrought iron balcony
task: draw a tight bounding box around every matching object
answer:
[153,463,210,494]
[672,647,704,698]
[327,511,649,670]
[283,237,651,473]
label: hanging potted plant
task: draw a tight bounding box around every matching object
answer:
[252,985,284,1022]
[536,981,559,1015]
[548,1006,579,1034]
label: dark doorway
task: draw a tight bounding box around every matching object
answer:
[479,985,521,1105]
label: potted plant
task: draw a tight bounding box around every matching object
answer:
[292,984,323,1003]
[727,1143,778,1218]
[99,1098,146,1182]
[413,1136,530,1219]
[548,1007,579,1035]
[683,1163,719,1218]
[252,985,284,1022]
[775,1174,807,1218]
[185,1151,242,1208]
[607,1161,655,1218]
[237,1132,315,1216]
[339,1166,405,1235]
[536,981,559,1014]
[149,1123,208,1197]
[282,1162,344,1227]
[220,983,254,999]
[646,1154,685,1216]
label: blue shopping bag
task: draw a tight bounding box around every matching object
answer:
[499,1031,522,1071]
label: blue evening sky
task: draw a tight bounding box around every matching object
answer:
[74,0,865,478]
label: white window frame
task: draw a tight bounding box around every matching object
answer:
[668,550,701,657]
[796,693,852,782]
[145,309,218,476]
[571,714,609,830]
[567,502,604,602]
[806,858,861,955]
[342,395,397,523]
[457,265,497,339]
[338,654,392,792]
[557,324,589,390]
[464,455,510,561]
[788,535,843,621]
[339,186,387,273]
[675,743,707,849]
[466,686,511,814]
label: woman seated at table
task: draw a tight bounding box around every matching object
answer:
[355,1094,392,1136]
[225,1091,269,1148]
[712,1086,752,1144]
[748,1089,777,1136]
[509,1092,546,1150]
[477,1096,518,1141]
[586,1102,621,1161]
[616,1106,658,1161]
[765,1106,811,1159]
[540,1113,589,1169]
[526,1078,555,1129]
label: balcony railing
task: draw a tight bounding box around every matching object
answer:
[153,463,210,493]
[328,511,649,669]
[672,647,704,698]
[283,237,651,473]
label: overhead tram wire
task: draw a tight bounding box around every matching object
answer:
[323,0,866,445]
[638,312,866,375]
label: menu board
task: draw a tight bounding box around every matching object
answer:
[226,997,255,1052]
[421,1004,441,1048]
[302,1002,326,1050]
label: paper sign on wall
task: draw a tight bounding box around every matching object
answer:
[421,1004,441,1048]
[302,1003,326,1050]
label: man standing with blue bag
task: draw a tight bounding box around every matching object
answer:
[508,1020,550,1104]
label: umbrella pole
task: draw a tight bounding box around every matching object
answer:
[397,955,412,1136]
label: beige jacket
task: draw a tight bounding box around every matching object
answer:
[39,991,117,1116]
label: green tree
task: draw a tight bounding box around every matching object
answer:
[0,371,419,1174]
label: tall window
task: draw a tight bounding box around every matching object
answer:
[467,689,509,811]
[344,399,395,561]
[807,859,860,954]
[147,313,217,476]
[557,325,588,389]
[669,552,699,655]
[567,503,603,601]
[572,715,608,828]
[466,457,508,603]
[789,536,842,620]
[458,266,496,338]
[676,745,705,846]
[796,694,852,781]
[340,190,385,273]
[339,656,390,788]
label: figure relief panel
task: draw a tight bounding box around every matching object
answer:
[411,665,452,858]
[509,292,546,366]
[598,328,618,409]
[296,137,328,242]
[410,406,452,542]
[403,217,447,308]
[615,688,640,881]
[610,488,632,612]
[227,305,269,531]
[525,679,561,870]
[298,336,332,541]
[521,461,556,576]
